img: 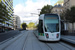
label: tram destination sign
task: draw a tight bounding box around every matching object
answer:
[45,17,58,19]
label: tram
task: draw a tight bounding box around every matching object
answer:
[37,14,61,41]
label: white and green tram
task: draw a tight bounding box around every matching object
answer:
[38,14,61,41]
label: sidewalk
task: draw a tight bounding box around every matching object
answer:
[61,35,75,44]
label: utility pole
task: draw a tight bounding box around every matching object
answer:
[37,9,41,14]
[31,13,39,15]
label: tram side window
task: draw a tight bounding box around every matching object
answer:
[38,20,44,33]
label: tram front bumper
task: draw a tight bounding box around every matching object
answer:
[39,38,60,41]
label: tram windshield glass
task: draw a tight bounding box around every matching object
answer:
[44,14,59,32]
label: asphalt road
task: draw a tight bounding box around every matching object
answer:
[0,30,75,50]
[0,30,20,42]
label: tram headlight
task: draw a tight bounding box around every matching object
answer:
[46,34,49,38]
[56,34,59,38]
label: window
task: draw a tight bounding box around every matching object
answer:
[44,23,59,32]
[38,20,44,33]
[44,14,59,32]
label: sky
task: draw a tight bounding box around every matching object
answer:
[13,0,58,24]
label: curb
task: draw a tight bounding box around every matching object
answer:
[61,37,75,45]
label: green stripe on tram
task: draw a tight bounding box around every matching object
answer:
[38,33,44,36]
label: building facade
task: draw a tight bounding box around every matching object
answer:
[0,0,13,32]
[13,15,21,30]
[51,0,64,15]
[64,0,75,10]
[51,4,64,15]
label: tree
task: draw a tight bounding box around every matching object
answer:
[61,6,75,32]
[68,6,75,32]
[39,5,53,15]
[69,6,75,23]
[27,22,35,28]
[35,24,39,30]
[62,6,75,23]
[21,23,27,30]
[60,9,70,20]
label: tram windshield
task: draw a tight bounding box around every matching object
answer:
[44,14,59,32]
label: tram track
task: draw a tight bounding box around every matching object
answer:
[33,31,74,50]
[33,34,42,50]
[33,31,53,50]
[45,42,53,50]
[33,33,53,50]
[1,30,74,50]
[33,32,73,50]
[58,42,72,50]
[45,41,72,50]
[2,31,28,50]
[22,32,29,50]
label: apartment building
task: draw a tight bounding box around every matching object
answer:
[13,15,21,30]
[0,0,13,32]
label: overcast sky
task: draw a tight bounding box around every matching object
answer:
[13,0,58,24]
